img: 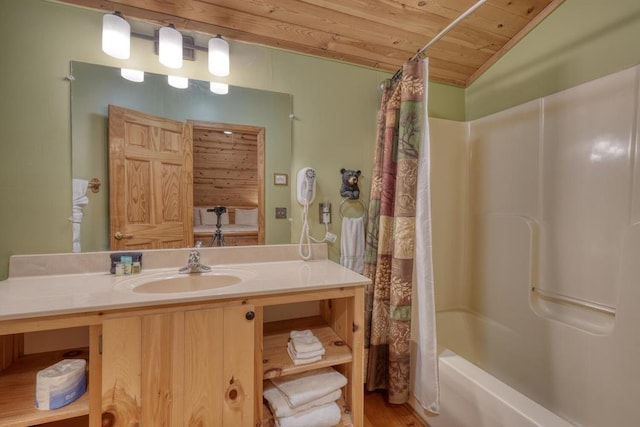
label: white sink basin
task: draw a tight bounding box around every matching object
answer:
[114,268,255,294]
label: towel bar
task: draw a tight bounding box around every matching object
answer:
[339,198,366,220]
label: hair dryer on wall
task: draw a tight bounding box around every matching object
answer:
[296,167,316,205]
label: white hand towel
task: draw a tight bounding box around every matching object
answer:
[287,344,323,365]
[339,216,365,274]
[290,332,324,354]
[263,381,342,418]
[290,329,314,338]
[270,367,347,408]
[287,341,325,359]
[275,402,342,427]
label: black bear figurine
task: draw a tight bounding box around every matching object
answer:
[340,168,361,200]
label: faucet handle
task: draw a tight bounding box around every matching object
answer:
[195,241,203,248]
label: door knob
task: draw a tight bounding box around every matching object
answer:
[114,231,133,240]
[245,311,255,321]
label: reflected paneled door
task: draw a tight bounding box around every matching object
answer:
[108,105,194,250]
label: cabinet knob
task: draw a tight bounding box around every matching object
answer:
[245,310,255,320]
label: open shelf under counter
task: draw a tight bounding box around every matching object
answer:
[0,348,90,427]
[262,316,353,379]
[261,396,353,427]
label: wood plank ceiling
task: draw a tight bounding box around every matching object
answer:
[56,0,565,87]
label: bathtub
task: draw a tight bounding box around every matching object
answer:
[421,310,574,427]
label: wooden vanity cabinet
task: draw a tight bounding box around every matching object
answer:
[101,303,256,426]
[0,284,364,427]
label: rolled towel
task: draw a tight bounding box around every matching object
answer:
[289,330,324,354]
[286,344,322,365]
[276,401,342,427]
[270,367,347,408]
[263,380,342,418]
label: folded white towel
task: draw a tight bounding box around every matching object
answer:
[287,344,322,365]
[290,330,314,338]
[289,331,324,354]
[270,367,347,408]
[275,402,342,427]
[264,381,342,418]
[287,341,325,359]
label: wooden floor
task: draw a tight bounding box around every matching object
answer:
[364,390,430,427]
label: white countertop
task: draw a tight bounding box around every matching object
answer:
[0,259,369,322]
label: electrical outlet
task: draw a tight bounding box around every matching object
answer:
[275,207,287,219]
[319,202,332,224]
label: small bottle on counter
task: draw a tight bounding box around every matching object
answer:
[121,256,132,275]
[132,261,141,274]
[114,262,125,276]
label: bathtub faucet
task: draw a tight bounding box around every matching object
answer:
[179,242,212,274]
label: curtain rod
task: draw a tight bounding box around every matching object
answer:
[390,0,487,82]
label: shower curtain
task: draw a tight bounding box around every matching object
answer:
[363,59,439,410]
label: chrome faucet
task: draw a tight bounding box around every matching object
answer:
[179,242,212,274]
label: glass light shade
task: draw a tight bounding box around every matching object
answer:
[208,36,229,77]
[210,82,229,95]
[120,68,144,82]
[159,26,183,69]
[168,75,189,89]
[102,13,130,59]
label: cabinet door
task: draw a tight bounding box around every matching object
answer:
[102,305,255,426]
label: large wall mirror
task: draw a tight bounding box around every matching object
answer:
[71,61,292,252]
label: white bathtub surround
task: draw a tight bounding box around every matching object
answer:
[420,64,640,426]
[427,348,573,427]
[412,57,440,414]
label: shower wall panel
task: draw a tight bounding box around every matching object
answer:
[540,67,638,312]
[458,64,640,426]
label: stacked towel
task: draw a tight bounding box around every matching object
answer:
[264,367,347,427]
[287,330,325,365]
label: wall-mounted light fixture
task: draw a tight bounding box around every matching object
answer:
[208,35,229,77]
[120,68,144,82]
[168,75,189,89]
[159,24,183,69]
[210,82,229,95]
[102,12,130,59]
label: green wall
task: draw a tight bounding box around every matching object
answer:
[6,0,636,280]
[0,0,464,279]
[466,0,640,119]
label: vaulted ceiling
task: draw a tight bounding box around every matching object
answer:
[57,0,565,87]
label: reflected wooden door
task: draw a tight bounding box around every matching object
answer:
[108,105,194,250]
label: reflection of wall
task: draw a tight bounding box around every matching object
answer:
[71,62,288,251]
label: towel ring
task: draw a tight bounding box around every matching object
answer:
[339,198,367,220]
